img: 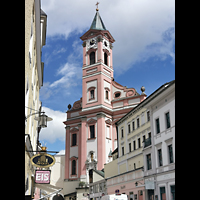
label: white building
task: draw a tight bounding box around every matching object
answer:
[25,0,47,199]
[142,80,175,200]
[49,151,65,200]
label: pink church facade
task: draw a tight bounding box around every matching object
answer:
[63,10,146,186]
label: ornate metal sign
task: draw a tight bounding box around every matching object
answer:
[31,152,55,168]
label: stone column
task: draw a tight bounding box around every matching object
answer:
[80,117,87,180]
[97,113,106,170]
[78,123,82,178]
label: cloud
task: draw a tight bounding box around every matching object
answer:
[40,82,53,100]
[39,106,66,143]
[49,62,81,88]
[40,42,82,101]
[56,149,65,155]
[41,0,175,75]
[52,47,66,55]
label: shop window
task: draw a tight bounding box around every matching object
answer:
[160,187,166,200]
[129,192,133,200]
[171,185,175,200]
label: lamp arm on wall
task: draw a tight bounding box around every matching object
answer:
[25,111,45,121]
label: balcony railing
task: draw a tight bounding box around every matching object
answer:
[144,137,151,148]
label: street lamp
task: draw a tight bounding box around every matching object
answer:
[25,109,53,152]
[25,111,53,128]
[35,112,53,128]
[135,181,143,187]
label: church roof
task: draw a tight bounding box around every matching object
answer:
[90,11,106,30]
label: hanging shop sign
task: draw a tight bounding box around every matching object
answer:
[35,170,51,184]
[31,152,55,168]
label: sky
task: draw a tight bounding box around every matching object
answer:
[39,0,175,154]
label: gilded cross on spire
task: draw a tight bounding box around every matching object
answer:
[96,2,99,11]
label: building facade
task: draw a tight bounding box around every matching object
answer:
[25,0,47,199]
[63,8,146,199]
[49,153,65,200]
[142,81,175,200]
[104,90,151,200]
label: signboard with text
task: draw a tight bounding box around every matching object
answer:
[31,153,55,168]
[35,170,51,184]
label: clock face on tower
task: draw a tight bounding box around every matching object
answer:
[86,37,98,52]
[90,39,96,46]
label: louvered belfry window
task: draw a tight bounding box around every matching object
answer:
[90,52,95,65]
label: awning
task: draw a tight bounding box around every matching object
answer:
[34,184,63,200]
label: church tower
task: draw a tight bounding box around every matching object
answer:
[80,8,115,111]
[63,6,146,197]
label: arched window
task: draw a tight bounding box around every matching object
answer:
[72,160,76,175]
[104,52,108,65]
[106,90,109,100]
[90,52,95,65]
[90,90,94,99]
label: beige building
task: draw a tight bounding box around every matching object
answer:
[104,88,151,199]
[25,0,47,199]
